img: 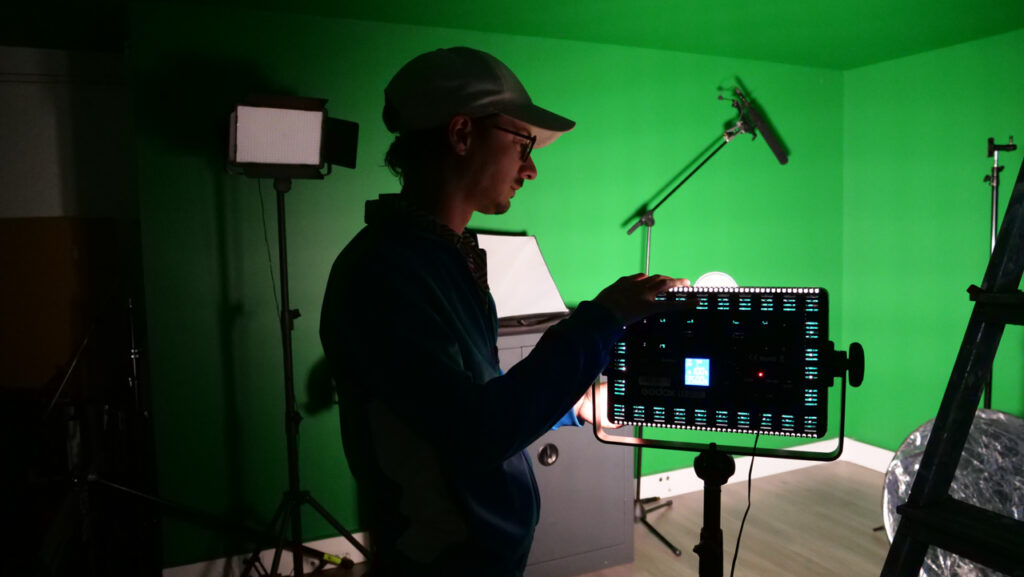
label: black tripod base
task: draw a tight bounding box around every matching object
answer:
[242,490,368,576]
[635,497,683,556]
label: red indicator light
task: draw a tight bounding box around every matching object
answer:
[757,371,765,378]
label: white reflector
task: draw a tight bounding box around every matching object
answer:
[477,234,568,319]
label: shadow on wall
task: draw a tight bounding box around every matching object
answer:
[305,355,370,530]
[304,356,337,417]
[133,54,295,161]
[134,52,305,560]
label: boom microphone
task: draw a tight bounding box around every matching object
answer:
[743,98,788,165]
[745,99,790,165]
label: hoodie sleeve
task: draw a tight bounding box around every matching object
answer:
[321,237,624,473]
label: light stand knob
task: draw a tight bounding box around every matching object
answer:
[848,342,865,387]
[830,342,866,387]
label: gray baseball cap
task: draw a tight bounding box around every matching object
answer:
[383,47,575,148]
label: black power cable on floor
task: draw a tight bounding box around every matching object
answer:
[257,179,281,315]
[730,432,759,577]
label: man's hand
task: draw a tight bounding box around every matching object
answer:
[574,382,621,428]
[593,273,692,325]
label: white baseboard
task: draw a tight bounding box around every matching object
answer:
[639,437,894,499]
[164,438,894,576]
[162,532,369,577]
[837,437,897,473]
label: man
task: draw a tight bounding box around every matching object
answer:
[320,47,688,576]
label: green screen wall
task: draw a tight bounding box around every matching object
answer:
[128,2,1022,568]
[843,28,1024,450]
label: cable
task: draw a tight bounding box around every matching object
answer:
[257,179,281,315]
[729,431,759,577]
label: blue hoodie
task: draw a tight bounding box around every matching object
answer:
[320,195,623,576]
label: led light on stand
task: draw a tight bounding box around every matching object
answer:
[223,94,364,566]
[227,94,358,180]
[231,105,324,166]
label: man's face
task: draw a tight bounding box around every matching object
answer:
[462,116,538,215]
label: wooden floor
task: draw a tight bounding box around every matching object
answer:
[325,461,892,577]
[580,461,891,577]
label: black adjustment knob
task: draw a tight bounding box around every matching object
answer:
[537,443,559,466]
[848,342,865,387]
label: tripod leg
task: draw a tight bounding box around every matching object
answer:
[269,497,297,577]
[303,493,371,561]
[634,426,682,557]
[242,498,289,577]
[635,500,683,556]
[642,518,683,556]
[644,498,674,514]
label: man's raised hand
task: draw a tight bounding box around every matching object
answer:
[593,273,693,325]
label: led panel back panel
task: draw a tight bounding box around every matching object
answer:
[604,287,829,438]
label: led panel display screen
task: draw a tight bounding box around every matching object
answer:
[604,287,829,438]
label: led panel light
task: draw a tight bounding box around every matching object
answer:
[230,105,324,166]
[604,287,830,438]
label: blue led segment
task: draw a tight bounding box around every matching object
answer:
[737,411,751,429]
[715,410,730,427]
[673,408,686,423]
[804,388,819,406]
[612,403,627,422]
[804,415,819,434]
[781,414,796,432]
[694,409,708,426]
[653,406,667,424]
[612,379,627,396]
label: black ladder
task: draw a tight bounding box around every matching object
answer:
[880,156,1024,576]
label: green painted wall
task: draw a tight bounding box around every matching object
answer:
[842,28,1024,451]
[129,2,844,568]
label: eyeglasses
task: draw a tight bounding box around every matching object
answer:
[491,125,536,163]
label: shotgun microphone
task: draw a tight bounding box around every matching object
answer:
[725,87,788,165]
[743,98,788,165]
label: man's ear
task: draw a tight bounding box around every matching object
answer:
[448,115,473,156]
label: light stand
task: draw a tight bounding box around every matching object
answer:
[593,344,864,577]
[981,136,1016,409]
[240,177,369,576]
[228,95,364,575]
[624,90,764,557]
[692,445,735,577]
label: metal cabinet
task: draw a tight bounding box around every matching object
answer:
[497,331,634,577]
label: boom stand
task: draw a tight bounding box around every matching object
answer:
[242,177,370,576]
[626,121,744,556]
